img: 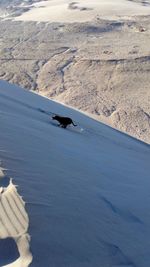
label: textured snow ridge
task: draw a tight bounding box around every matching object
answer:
[0,176,32,267]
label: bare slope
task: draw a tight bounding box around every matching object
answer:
[0,80,150,267]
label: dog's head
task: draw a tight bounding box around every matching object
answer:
[52,115,58,120]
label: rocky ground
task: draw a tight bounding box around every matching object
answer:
[0,15,150,143]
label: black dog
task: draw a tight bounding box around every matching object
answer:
[52,115,77,128]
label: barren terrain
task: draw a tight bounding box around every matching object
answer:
[0,0,150,143]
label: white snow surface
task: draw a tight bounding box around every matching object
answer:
[0,80,150,267]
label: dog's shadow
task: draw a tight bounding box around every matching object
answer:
[49,121,60,127]
[49,120,83,135]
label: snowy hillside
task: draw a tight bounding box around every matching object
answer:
[0,80,150,267]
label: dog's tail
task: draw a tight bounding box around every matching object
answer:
[71,121,77,127]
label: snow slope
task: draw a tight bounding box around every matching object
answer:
[0,80,150,267]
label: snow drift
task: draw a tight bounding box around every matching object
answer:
[0,80,150,267]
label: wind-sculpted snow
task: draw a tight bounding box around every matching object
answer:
[0,179,28,238]
[0,173,32,267]
[0,80,150,267]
